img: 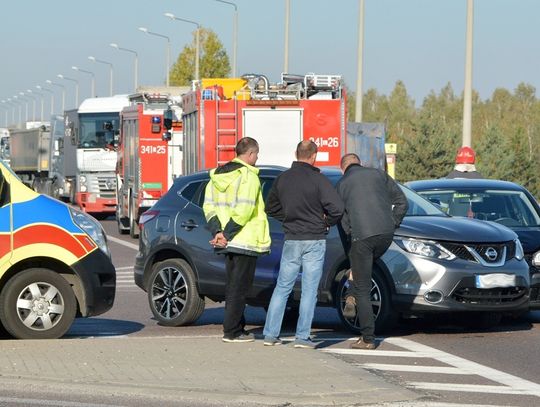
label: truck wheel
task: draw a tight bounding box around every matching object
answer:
[335,268,397,335]
[147,259,205,327]
[129,199,139,239]
[0,268,77,339]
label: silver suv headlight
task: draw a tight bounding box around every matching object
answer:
[69,206,110,257]
[533,250,540,267]
[395,237,456,260]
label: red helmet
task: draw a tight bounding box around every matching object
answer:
[455,146,476,164]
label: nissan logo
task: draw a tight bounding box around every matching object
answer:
[485,247,498,261]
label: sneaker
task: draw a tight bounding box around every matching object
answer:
[263,336,283,346]
[343,296,356,319]
[222,332,255,343]
[293,338,318,349]
[350,338,377,350]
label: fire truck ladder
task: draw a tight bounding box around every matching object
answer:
[215,96,238,166]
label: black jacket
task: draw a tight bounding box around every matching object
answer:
[336,164,408,240]
[265,161,344,240]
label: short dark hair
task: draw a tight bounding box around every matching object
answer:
[296,140,317,160]
[236,137,259,156]
[340,153,361,170]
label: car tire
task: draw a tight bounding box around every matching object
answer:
[0,268,77,339]
[147,259,205,326]
[335,268,397,334]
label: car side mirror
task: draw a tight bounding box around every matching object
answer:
[163,109,173,130]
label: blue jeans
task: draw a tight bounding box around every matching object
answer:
[263,239,326,340]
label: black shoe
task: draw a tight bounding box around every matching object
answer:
[222,332,255,343]
[350,338,377,350]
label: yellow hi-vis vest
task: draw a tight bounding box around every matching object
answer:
[203,158,271,255]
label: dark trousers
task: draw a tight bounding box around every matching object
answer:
[223,253,257,338]
[348,233,393,342]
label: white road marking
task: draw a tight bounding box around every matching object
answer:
[409,382,530,395]
[115,266,134,271]
[360,363,463,375]
[107,236,138,250]
[324,348,428,357]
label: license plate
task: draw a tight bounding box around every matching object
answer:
[475,273,517,289]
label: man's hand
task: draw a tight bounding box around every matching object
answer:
[209,232,228,248]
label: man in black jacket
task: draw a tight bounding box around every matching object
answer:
[336,153,408,349]
[263,140,344,348]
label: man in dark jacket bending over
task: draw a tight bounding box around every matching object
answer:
[336,153,408,349]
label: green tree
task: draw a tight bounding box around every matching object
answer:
[170,28,231,85]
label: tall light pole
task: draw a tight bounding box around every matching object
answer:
[23,90,37,121]
[58,74,79,107]
[88,56,114,96]
[18,92,30,123]
[462,0,474,148]
[284,0,290,73]
[37,85,54,116]
[214,0,238,76]
[72,66,95,98]
[138,27,171,87]
[164,13,201,81]
[6,98,16,126]
[110,43,139,91]
[355,0,365,122]
[29,89,44,122]
[12,95,22,127]
[46,80,66,113]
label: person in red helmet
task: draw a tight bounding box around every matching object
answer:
[446,146,483,179]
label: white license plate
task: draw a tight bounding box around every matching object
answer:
[475,273,517,289]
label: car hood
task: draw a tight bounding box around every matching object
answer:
[512,227,540,254]
[396,216,517,243]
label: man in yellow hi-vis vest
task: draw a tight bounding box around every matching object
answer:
[203,137,271,342]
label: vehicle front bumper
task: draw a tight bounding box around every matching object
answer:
[77,192,116,214]
[71,248,116,316]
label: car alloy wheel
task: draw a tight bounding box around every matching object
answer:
[147,259,205,326]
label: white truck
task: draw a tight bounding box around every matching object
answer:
[64,95,130,217]
[0,128,9,164]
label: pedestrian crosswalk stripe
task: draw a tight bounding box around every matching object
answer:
[359,363,463,375]
[409,382,531,395]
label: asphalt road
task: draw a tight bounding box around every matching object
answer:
[9,216,537,407]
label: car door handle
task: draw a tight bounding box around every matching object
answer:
[180,220,199,230]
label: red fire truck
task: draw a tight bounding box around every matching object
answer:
[116,93,183,238]
[181,73,346,174]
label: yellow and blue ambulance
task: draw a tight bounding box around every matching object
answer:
[0,158,115,339]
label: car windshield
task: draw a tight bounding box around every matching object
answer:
[415,188,540,227]
[400,185,447,217]
[324,171,446,218]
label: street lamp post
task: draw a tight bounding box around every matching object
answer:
[12,96,22,127]
[138,27,171,87]
[164,13,201,81]
[88,56,114,96]
[46,80,66,113]
[72,66,95,98]
[355,0,365,123]
[37,85,55,116]
[58,74,79,107]
[6,98,16,126]
[214,0,238,77]
[18,92,30,123]
[29,89,44,122]
[110,43,139,91]
[23,90,37,121]
[462,0,474,148]
[284,0,290,73]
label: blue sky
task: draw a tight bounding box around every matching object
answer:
[0,0,538,115]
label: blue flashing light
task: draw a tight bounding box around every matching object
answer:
[152,116,161,124]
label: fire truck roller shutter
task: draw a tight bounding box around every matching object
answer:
[242,109,302,167]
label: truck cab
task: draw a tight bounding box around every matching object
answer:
[0,159,115,339]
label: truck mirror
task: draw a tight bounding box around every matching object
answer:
[163,109,173,130]
[162,131,172,141]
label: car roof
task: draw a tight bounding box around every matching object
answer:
[406,178,527,192]
[173,165,343,184]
